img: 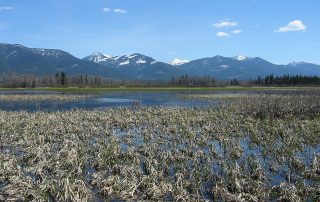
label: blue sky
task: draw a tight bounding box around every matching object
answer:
[0,0,319,64]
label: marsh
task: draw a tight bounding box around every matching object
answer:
[0,89,319,201]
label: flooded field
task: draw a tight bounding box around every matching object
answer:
[0,89,320,201]
[0,90,223,111]
[0,89,310,112]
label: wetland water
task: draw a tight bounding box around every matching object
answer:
[0,89,311,111]
[0,90,234,111]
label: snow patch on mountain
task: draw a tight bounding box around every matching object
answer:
[31,49,66,58]
[233,55,248,61]
[170,58,190,65]
[102,54,113,59]
[119,60,130,66]
[114,55,123,60]
[83,52,114,63]
[127,54,138,59]
[136,58,147,64]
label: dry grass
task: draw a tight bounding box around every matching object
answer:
[182,93,248,100]
[0,94,92,102]
[0,99,319,201]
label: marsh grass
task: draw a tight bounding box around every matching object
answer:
[0,94,92,103]
[0,91,320,201]
[239,93,320,119]
[181,93,248,100]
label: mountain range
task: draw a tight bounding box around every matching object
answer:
[1,43,320,80]
[83,52,185,80]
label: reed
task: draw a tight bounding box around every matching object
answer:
[0,92,319,201]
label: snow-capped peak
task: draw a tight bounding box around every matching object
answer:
[233,54,247,61]
[87,52,114,63]
[170,58,190,66]
[102,54,113,59]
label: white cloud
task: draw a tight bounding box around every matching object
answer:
[216,32,230,37]
[275,20,306,32]
[213,20,237,28]
[0,6,14,11]
[232,30,242,34]
[113,8,127,14]
[102,8,111,13]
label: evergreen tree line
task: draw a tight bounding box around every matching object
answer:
[170,75,216,86]
[253,74,320,86]
[0,72,106,88]
[2,72,320,88]
[0,72,165,88]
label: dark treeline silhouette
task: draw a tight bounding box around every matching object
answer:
[0,73,221,88]
[0,72,169,88]
[0,72,105,88]
[1,72,66,88]
[170,75,216,86]
[230,79,240,86]
[2,72,320,88]
[252,74,320,86]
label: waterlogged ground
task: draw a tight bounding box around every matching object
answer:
[0,90,224,111]
[0,89,314,112]
[0,91,320,201]
[0,90,320,201]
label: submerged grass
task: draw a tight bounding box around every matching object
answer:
[1,92,320,201]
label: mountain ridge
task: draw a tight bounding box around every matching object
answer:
[0,43,126,79]
[1,43,320,80]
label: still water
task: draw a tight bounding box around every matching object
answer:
[0,90,225,112]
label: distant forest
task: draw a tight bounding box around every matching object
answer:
[1,72,320,88]
[0,73,219,88]
[251,74,320,86]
